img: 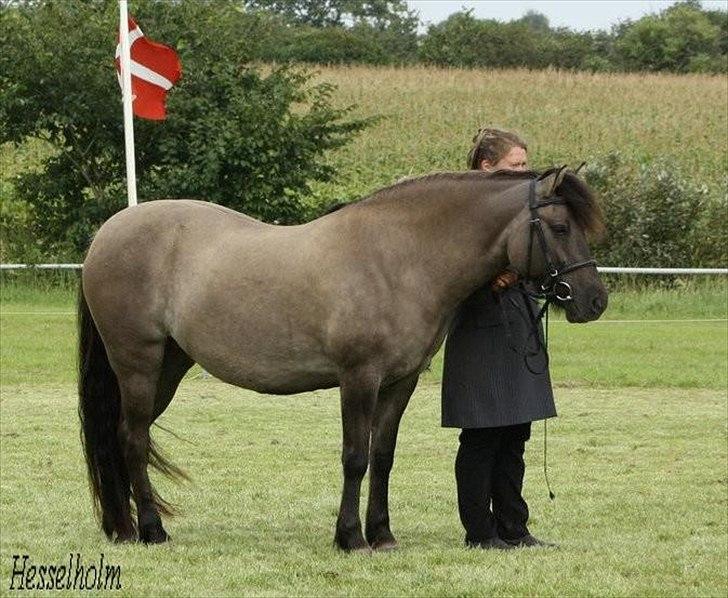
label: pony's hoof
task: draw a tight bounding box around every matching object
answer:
[112,531,137,544]
[139,523,169,544]
[371,539,398,552]
[334,532,370,553]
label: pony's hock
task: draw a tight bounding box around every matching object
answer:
[78,168,607,550]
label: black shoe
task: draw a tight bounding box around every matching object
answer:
[466,537,515,550]
[503,534,557,548]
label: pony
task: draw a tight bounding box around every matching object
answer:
[78,167,607,551]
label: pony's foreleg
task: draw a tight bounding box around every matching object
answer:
[334,367,380,552]
[116,348,170,544]
[365,372,419,550]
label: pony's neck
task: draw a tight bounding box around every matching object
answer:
[354,174,529,312]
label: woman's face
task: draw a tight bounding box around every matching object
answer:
[480,146,528,172]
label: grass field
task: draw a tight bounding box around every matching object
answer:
[3,66,726,209]
[307,66,728,202]
[1,61,727,596]
[1,282,726,596]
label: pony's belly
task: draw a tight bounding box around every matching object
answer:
[189,341,339,395]
[214,367,339,395]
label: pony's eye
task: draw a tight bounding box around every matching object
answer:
[551,224,570,236]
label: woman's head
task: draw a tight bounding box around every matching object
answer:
[467,128,528,172]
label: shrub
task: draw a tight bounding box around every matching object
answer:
[264,25,388,64]
[0,0,368,260]
[584,153,726,268]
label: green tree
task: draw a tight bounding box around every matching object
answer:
[245,0,416,30]
[0,0,368,258]
[248,0,418,63]
[615,2,722,72]
[517,10,550,33]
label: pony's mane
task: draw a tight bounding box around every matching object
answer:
[322,169,605,239]
[323,171,537,214]
[542,168,605,239]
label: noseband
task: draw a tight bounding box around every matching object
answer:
[525,178,597,302]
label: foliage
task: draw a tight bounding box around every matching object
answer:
[614,2,723,73]
[584,154,727,268]
[2,14,727,266]
[0,0,368,259]
[262,25,389,65]
[419,11,548,69]
[250,0,418,64]
[417,3,726,74]
[245,0,416,30]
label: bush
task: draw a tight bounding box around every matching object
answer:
[614,3,723,73]
[0,0,369,260]
[264,25,388,64]
[584,153,726,268]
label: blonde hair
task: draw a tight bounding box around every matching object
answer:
[467,127,528,170]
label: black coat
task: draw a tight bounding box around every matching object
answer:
[441,285,556,429]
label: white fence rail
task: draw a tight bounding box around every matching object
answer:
[1,263,83,270]
[2,264,726,274]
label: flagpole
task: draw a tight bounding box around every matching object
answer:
[119,0,138,207]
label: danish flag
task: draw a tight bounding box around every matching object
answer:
[115,18,182,120]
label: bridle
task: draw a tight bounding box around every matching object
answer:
[501,177,599,375]
[515,177,598,501]
[525,178,597,303]
[494,175,598,501]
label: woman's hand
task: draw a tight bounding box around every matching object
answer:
[491,270,519,292]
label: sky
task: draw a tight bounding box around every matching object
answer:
[407,1,728,33]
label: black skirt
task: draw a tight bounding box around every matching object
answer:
[441,285,556,429]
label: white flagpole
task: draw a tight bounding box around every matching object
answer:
[119,0,138,207]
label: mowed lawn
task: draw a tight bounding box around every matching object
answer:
[0,283,726,596]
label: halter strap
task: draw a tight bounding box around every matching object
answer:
[526,179,596,299]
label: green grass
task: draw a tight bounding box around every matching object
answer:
[0,286,726,595]
[308,66,728,201]
[2,279,726,389]
[0,382,725,596]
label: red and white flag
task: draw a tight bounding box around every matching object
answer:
[115,18,182,120]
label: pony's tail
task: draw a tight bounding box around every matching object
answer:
[77,286,133,540]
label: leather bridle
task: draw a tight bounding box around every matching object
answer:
[525,178,597,302]
[501,177,599,375]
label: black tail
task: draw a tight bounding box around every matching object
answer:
[78,288,188,539]
[78,286,133,539]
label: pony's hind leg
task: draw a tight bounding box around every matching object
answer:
[153,338,194,421]
[335,367,380,552]
[365,372,419,550]
[115,343,171,544]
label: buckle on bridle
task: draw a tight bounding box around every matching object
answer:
[554,281,573,302]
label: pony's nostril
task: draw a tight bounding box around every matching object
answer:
[591,295,605,314]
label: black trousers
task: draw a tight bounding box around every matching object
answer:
[455,423,531,543]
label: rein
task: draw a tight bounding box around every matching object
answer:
[498,178,599,500]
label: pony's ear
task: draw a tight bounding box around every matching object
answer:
[537,165,568,197]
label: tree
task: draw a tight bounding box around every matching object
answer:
[615,2,722,72]
[245,0,417,30]
[247,0,418,63]
[0,0,368,258]
[517,10,550,32]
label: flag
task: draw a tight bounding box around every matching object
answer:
[115,18,182,120]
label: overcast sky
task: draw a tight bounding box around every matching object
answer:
[407,1,728,33]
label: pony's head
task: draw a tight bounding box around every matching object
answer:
[506,167,608,323]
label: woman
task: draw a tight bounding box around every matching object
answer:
[441,128,556,550]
